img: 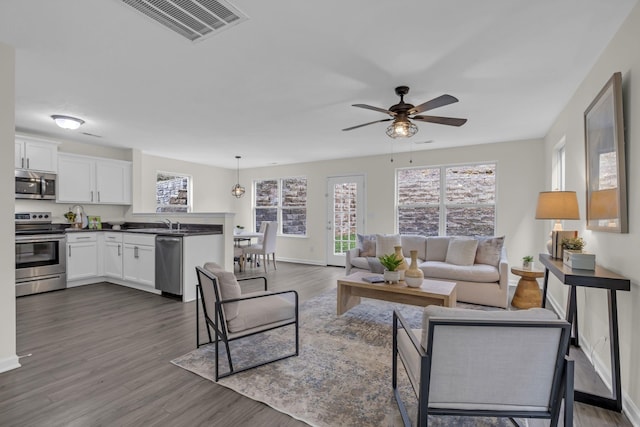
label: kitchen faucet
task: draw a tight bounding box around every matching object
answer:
[162,218,173,230]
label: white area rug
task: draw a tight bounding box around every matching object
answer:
[172,289,515,426]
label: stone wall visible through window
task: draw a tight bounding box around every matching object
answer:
[254,177,307,236]
[397,163,496,236]
[156,172,190,213]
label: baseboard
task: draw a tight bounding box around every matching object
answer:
[547,293,640,425]
[0,354,21,374]
[275,257,328,266]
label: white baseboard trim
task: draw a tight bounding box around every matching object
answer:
[546,293,640,425]
[275,257,328,266]
[0,355,21,374]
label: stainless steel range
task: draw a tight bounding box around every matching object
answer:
[15,212,67,297]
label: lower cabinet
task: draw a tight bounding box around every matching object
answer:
[122,234,155,287]
[103,233,124,279]
[67,233,98,281]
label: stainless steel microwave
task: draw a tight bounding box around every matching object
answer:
[15,170,56,200]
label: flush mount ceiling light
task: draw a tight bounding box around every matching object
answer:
[51,115,85,130]
[231,155,245,198]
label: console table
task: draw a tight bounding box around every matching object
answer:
[538,253,630,412]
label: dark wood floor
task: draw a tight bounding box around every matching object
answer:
[1,262,632,426]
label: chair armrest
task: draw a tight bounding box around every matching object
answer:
[498,246,509,291]
[220,289,299,306]
[238,275,268,291]
[393,309,425,357]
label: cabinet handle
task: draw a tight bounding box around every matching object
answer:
[118,244,121,256]
[75,236,92,240]
[97,191,100,202]
[26,158,29,169]
[21,157,24,169]
[91,191,94,202]
[134,246,139,259]
[68,246,71,257]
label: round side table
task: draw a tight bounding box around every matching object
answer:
[511,267,545,309]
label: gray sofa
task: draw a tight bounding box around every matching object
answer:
[345,235,508,308]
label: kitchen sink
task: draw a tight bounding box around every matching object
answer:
[125,228,184,233]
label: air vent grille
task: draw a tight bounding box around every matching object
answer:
[118,0,247,42]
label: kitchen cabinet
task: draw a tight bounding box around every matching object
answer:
[57,153,132,204]
[123,233,155,287]
[15,136,58,172]
[103,233,124,279]
[67,233,98,281]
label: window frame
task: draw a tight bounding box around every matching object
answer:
[253,176,308,237]
[155,170,192,213]
[396,161,497,236]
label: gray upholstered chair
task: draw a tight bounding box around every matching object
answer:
[393,306,574,426]
[196,263,298,380]
[243,221,278,273]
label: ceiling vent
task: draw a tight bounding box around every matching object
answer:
[118,0,248,42]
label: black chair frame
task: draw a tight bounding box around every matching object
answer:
[195,266,299,381]
[392,310,574,427]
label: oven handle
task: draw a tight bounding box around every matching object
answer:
[15,235,67,243]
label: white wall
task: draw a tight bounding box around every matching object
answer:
[131,150,234,214]
[0,42,19,373]
[543,2,640,421]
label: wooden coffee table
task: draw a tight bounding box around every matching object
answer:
[337,271,457,315]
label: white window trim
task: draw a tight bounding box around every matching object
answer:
[253,176,308,237]
[156,170,193,213]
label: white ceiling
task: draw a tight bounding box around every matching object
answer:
[0,0,637,169]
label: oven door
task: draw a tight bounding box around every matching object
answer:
[15,234,67,280]
[15,170,56,200]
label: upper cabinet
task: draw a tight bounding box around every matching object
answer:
[15,136,58,172]
[57,153,132,205]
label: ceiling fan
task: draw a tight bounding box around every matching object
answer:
[342,86,467,138]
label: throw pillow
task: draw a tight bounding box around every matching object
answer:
[357,234,376,257]
[375,234,401,257]
[444,238,478,266]
[203,262,241,320]
[475,236,505,267]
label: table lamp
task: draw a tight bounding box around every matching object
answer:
[535,191,580,255]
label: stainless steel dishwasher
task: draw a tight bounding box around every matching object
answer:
[155,235,183,295]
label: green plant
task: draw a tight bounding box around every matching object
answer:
[236,225,245,229]
[378,253,403,272]
[562,237,586,251]
[522,255,534,263]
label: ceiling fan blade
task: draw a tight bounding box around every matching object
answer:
[342,118,392,131]
[408,94,459,115]
[352,104,396,116]
[412,115,468,127]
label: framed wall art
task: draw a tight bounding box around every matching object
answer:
[584,72,628,233]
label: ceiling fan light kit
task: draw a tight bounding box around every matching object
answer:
[343,86,467,139]
[51,115,85,130]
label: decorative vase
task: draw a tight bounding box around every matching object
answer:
[405,250,424,288]
[394,245,408,281]
[383,269,401,284]
[523,261,533,270]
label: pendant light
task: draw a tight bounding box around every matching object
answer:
[231,155,246,198]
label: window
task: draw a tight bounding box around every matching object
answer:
[553,140,566,191]
[156,172,191,213]
[397,163,496,236]
[254,177,307,235]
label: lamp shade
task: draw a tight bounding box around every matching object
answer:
[589,188,618,220]
[535,191,580,220]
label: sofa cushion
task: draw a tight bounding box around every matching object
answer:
[350,256,370,271]
[445,238,478,266]
[425,237,451,261]
[375,234,401,257]
[420,305,558,352]
[401,235,427,260]
[227,291,295,333]
[420,261,499,283]
[357,234,376,257]
[475,236,505,267]
[203,262,241,320]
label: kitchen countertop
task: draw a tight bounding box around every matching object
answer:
[62,222,223,236]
